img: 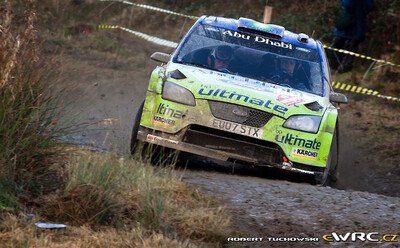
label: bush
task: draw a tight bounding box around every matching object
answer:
[0,0,64,205]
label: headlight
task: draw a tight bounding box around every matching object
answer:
[283,115,322,133]
[162,81,196,106]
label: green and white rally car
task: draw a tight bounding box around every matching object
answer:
[131,16,348,185]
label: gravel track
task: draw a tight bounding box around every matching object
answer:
[57,42,400,247]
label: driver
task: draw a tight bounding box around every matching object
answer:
[271,57,298,84]
[207,45,234,70]
[269,56,311,90]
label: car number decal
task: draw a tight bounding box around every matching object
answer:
[211,119,263,138]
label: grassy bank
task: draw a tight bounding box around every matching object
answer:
[0,153,231,247]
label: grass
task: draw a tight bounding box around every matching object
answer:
[0,214,196,248]
[0,152,231,247]
[0,182,18,210]
[0,0,66,205]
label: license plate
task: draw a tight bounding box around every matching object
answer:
[211,119,263,138]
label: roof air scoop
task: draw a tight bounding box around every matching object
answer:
[238,17,285,38]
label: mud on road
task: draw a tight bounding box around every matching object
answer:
[55,35,400,247]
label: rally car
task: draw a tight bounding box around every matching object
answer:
[130,16,348,185]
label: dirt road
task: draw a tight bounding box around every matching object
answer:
[56,34,400,247]
[182,169,400,247]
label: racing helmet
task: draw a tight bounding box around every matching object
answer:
[209,45,234,65]
[278,56,298,75]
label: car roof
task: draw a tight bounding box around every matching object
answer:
[199,16,319,51]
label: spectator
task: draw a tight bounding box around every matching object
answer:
[328,0,375,73]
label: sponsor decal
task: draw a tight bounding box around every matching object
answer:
[275,133,321,150]
[211,119,262,138]
[198,87,288,115]
[146,134,178,145]
[205,26,219,32]
[255,36,293,49]
[292,148,318,160]
[205,145,237,151]
[191,67,276,93]
[295,47,311,53]
[153,116,175,126]
[156,103,187,118]
[222,30,251,40]
[277,94,304,106]
[185,65,315,97]
[222,30,293,49]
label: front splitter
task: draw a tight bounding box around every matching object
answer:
[137,126,322,177]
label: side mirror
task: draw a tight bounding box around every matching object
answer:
[329,92,348,104]
[150,52,171,63]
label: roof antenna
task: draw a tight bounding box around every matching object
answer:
[214,16,218,22]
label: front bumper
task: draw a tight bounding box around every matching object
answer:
[137,125,324,177]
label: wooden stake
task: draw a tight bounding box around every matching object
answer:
[263,6,273,23]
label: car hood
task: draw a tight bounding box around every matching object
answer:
[167,63,329,118]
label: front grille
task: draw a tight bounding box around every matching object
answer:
[209,101,273,128]
[183,125,281,164]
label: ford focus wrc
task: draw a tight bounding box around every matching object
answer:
[131,16,348,185]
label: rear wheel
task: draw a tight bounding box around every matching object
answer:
[318,125,339,186]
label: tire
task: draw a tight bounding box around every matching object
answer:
[130,100,144,155]
[318,125,339,186]
[130,101,179,166]
[143,144,178,167]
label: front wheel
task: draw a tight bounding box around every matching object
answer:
[142,144,178,166]
[130,101,179,166]
[130,101,144,155]
[318,126,339,186]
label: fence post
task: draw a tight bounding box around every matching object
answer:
[263,6,273,23]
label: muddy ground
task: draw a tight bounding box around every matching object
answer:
[53,31,400,247]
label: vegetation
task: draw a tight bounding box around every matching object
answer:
[0,153,230,247]
[0,1,231,247]
[0,0,63,208]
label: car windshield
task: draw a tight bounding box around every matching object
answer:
[174,24,324,96]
